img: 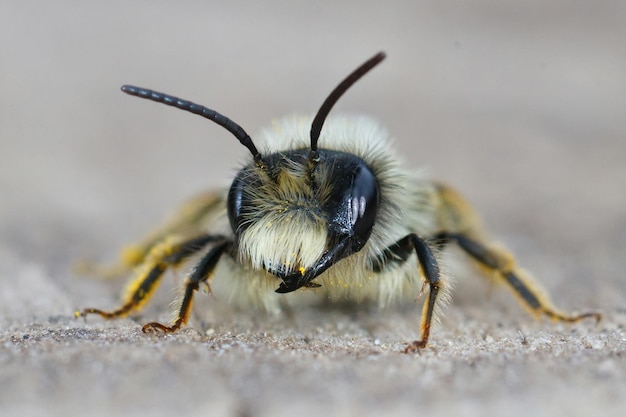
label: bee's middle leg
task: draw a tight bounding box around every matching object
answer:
[141,241,231,333]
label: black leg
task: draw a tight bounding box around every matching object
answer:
[372,234,442,351]
[436,232,600,322]
[77,234,224,320]
[142,241,231,333]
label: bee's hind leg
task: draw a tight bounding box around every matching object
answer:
[77,234,224,321]
[431,183,601,323]
[434,231,601,322]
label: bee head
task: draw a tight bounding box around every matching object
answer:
[227,146,379,288]
[120,52,386,293]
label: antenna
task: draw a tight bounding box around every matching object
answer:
[309,52,386,152]
[120,85,261,160]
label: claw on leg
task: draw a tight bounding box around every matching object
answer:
[76,234,222,327]
[141,319,184,333]
[404,340,427,354]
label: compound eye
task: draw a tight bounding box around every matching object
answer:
[227,171,249,234]
[349,162,379,243]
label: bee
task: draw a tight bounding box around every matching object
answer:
[77,52,600,351]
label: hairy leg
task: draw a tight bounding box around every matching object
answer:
[372,233,443,351]
[141,241,231,333]
[77,234,224,320]
[431,183,600,322]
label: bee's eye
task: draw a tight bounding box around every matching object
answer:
[227,170,252,233]
[324,155,379,251]
[347,162,379,245]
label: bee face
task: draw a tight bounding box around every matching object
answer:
[227,148,379,290]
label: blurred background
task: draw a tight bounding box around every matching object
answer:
[0,1,624,416]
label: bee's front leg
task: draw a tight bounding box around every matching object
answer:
[373,234,444,352]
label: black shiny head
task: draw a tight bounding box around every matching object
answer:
[228,149,379,245]
[227,149,380,293]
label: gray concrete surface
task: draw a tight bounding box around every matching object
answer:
[1,1,625,416]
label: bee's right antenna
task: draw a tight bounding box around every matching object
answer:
[120,85,262,164]
[309,51,386,155]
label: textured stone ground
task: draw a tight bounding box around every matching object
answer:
[1,2,625,417]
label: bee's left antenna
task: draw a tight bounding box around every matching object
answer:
[309,51,386,153]
[121,85,261,162]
